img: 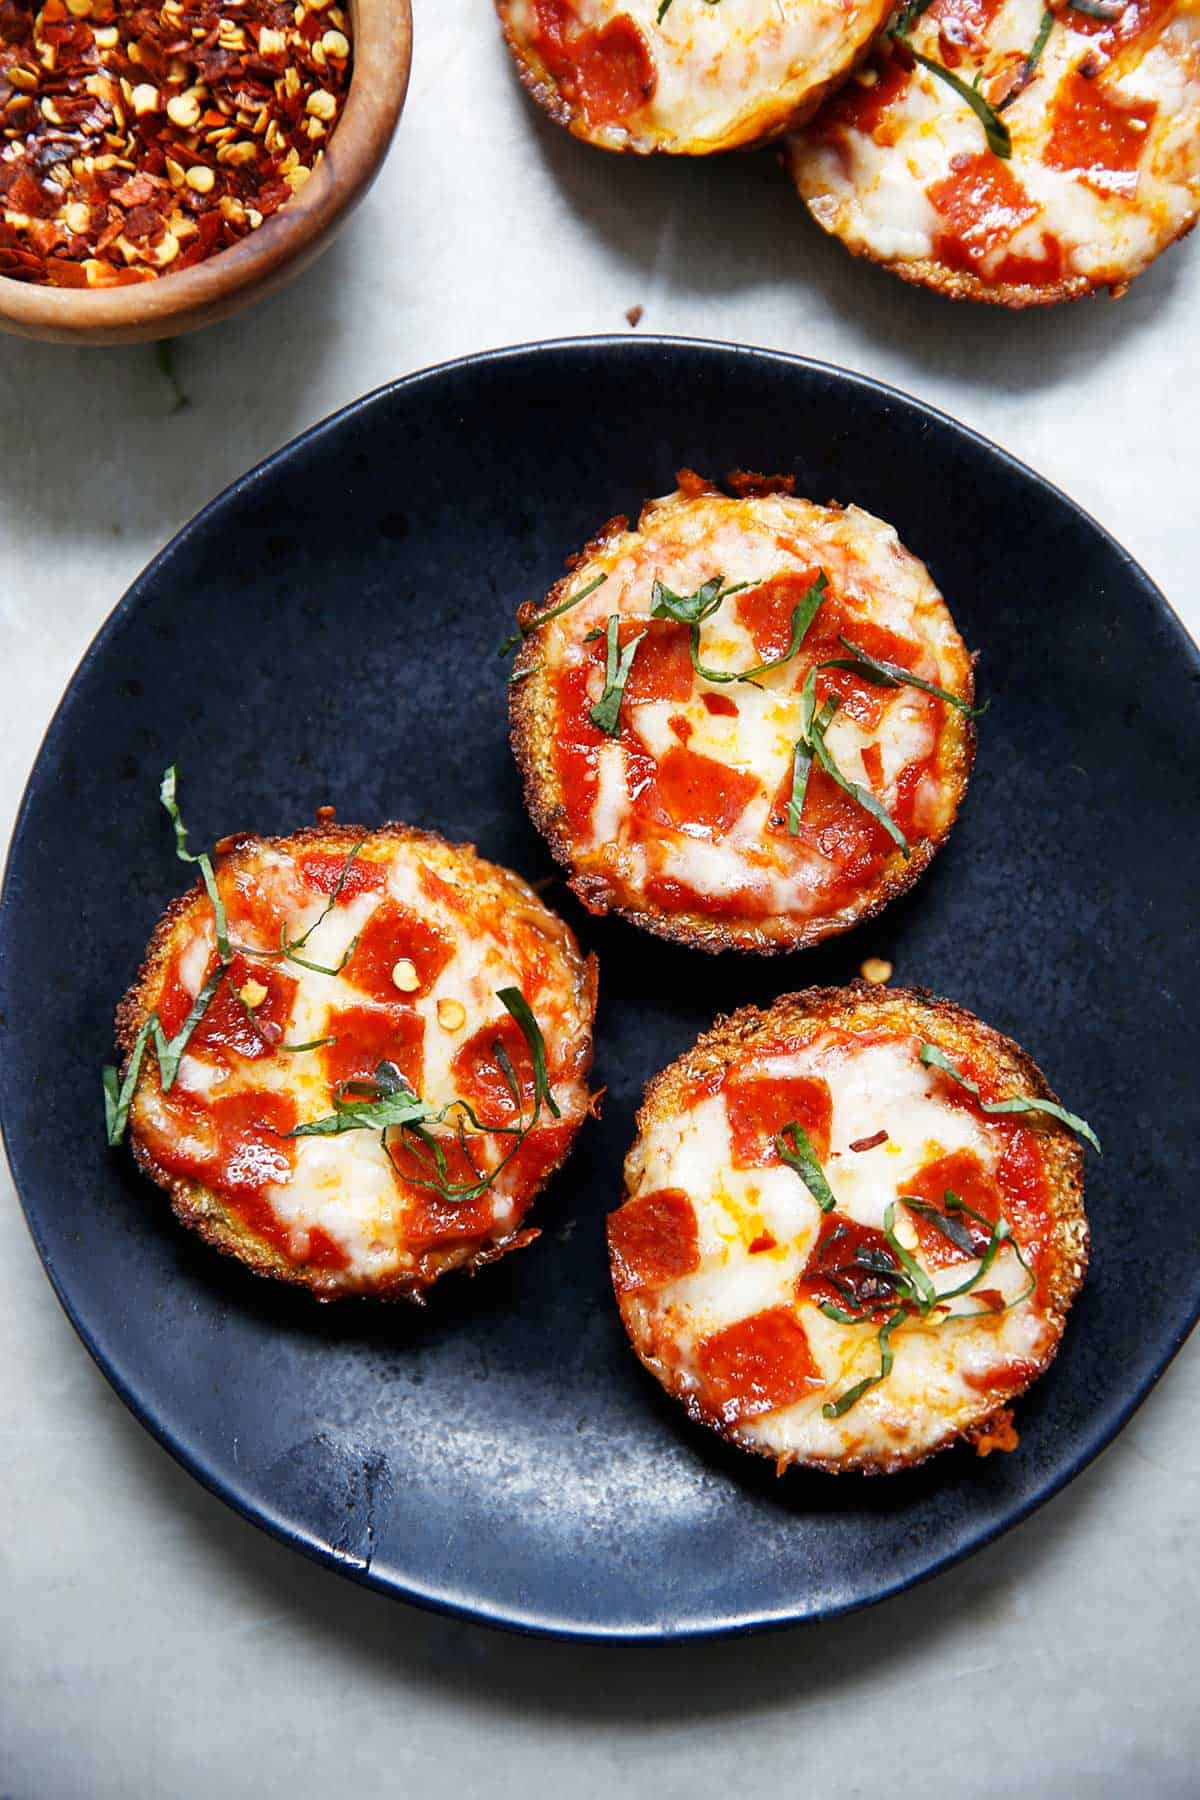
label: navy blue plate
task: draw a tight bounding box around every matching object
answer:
[2,339,1198,1641]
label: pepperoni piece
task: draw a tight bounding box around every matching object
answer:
[734,568,824,663]
[453,1015,539,1124]
[298,851,387,903]
[531,2,657,128]
[815,57,909,141]
[1044,71,1156,197]
[643,874,766,917]
[624,619,693,704]
[157,953,297,1059]
[902,1147,999,1268]
[725,1071,833,1168]
[394,1137,498,1250]
[322,1004,425,1094]
[341,899,454,1004]
[150,1087,296,1203]
[990,234,1065,289]
[927,151,1040,271]
[797,1212,901,1316]
[642,743,760,838]
[696,1307,824,1424]
[553,661,604,836]
[608,1187,700,1294]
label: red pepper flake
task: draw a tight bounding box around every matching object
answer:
[0,0,353,287]
[747,1231,777,1254]
[849,1129,889,1153]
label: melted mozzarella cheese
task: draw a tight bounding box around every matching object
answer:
[132,836,593,1292]
[618,1031,1058,1469]
[500,0,892,153]
[786,0,1200,296]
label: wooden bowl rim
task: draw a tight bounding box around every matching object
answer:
[0,0,412,338]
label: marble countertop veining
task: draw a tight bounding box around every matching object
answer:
[2,4,1197,1794]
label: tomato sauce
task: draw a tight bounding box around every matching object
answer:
[531,1,656,128]
[341,899,454,1004]
[609,1187,701,1293]
[815,57,909,141]
[725,1071,833,1167]
[701,692,738,718]
[1044,71,1156,197]
[696,1306,824,1423]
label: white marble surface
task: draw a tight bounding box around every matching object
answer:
[3,4,1198,1794]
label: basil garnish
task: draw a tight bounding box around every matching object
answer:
[589,614,647,737]
[160,765,230,963]
[998,7,1054,111]
[829,636,987,718]
[903,46,1012,156]
[499,572,608,658]
[285,987,561,1205]
[919,1042,1101,1153]
[776,1121,837,1212]
[651,570,826,687]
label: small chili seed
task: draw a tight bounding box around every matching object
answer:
[131,83,160,114]
[239,979,269,1009]
[860,957,893,985]
[437,1000,467,1032]
[93,24,118,45]
[166,92,201,128]
[306,87,336,120]
[391,960,421,994]
[185,163,215,192]
[9,66,38,92]
[322,28,349,56]
[63,200,91,233]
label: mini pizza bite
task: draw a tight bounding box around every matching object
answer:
[609,985,1094,1474]
[785,0,1200,304]
[494,0,894,154]
[108,788,597,1301]
[509,472,978,954]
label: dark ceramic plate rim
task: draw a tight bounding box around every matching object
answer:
[2,337,1197,1642]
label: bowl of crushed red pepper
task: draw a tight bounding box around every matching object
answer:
[0,0,411,342]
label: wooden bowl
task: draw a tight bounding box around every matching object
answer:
[0,0,412,345]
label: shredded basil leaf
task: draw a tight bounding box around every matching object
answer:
[691,572,828,686]
[809,701,911,857]
[919,1042,1101,1153]
[882,1199,938,1311]
[891,0,937,34]
[589,614,646,737]
[650,574,747,627]
[776,1121,837,1213]
[823,1307,908,1419]
[899,1194,978,1259]
[830,636,987,718]
[498,984,561,1119]
[500,572,608,658]
[103,1015,155,1146]
[902,44,1012,156]
[286,839,366,953]
[280,1036,338,1054]
[1068,0,1124,16]
[159,765,230,963]
[999,7,1054,110]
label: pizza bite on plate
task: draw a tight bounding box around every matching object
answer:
[495,0,894,154]
[785,0,1200,304]
[509,471,978,954]
[609,984,1094,1474]
[108,787,597,1301]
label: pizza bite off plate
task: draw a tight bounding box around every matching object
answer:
[786,0,1200,304]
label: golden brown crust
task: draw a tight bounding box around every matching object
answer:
[613,984,1089,1474]
[509,481,977,954]
[494,0,886,156]
[116,820,597,1304]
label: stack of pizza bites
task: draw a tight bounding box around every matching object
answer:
[494,0,1200,303]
